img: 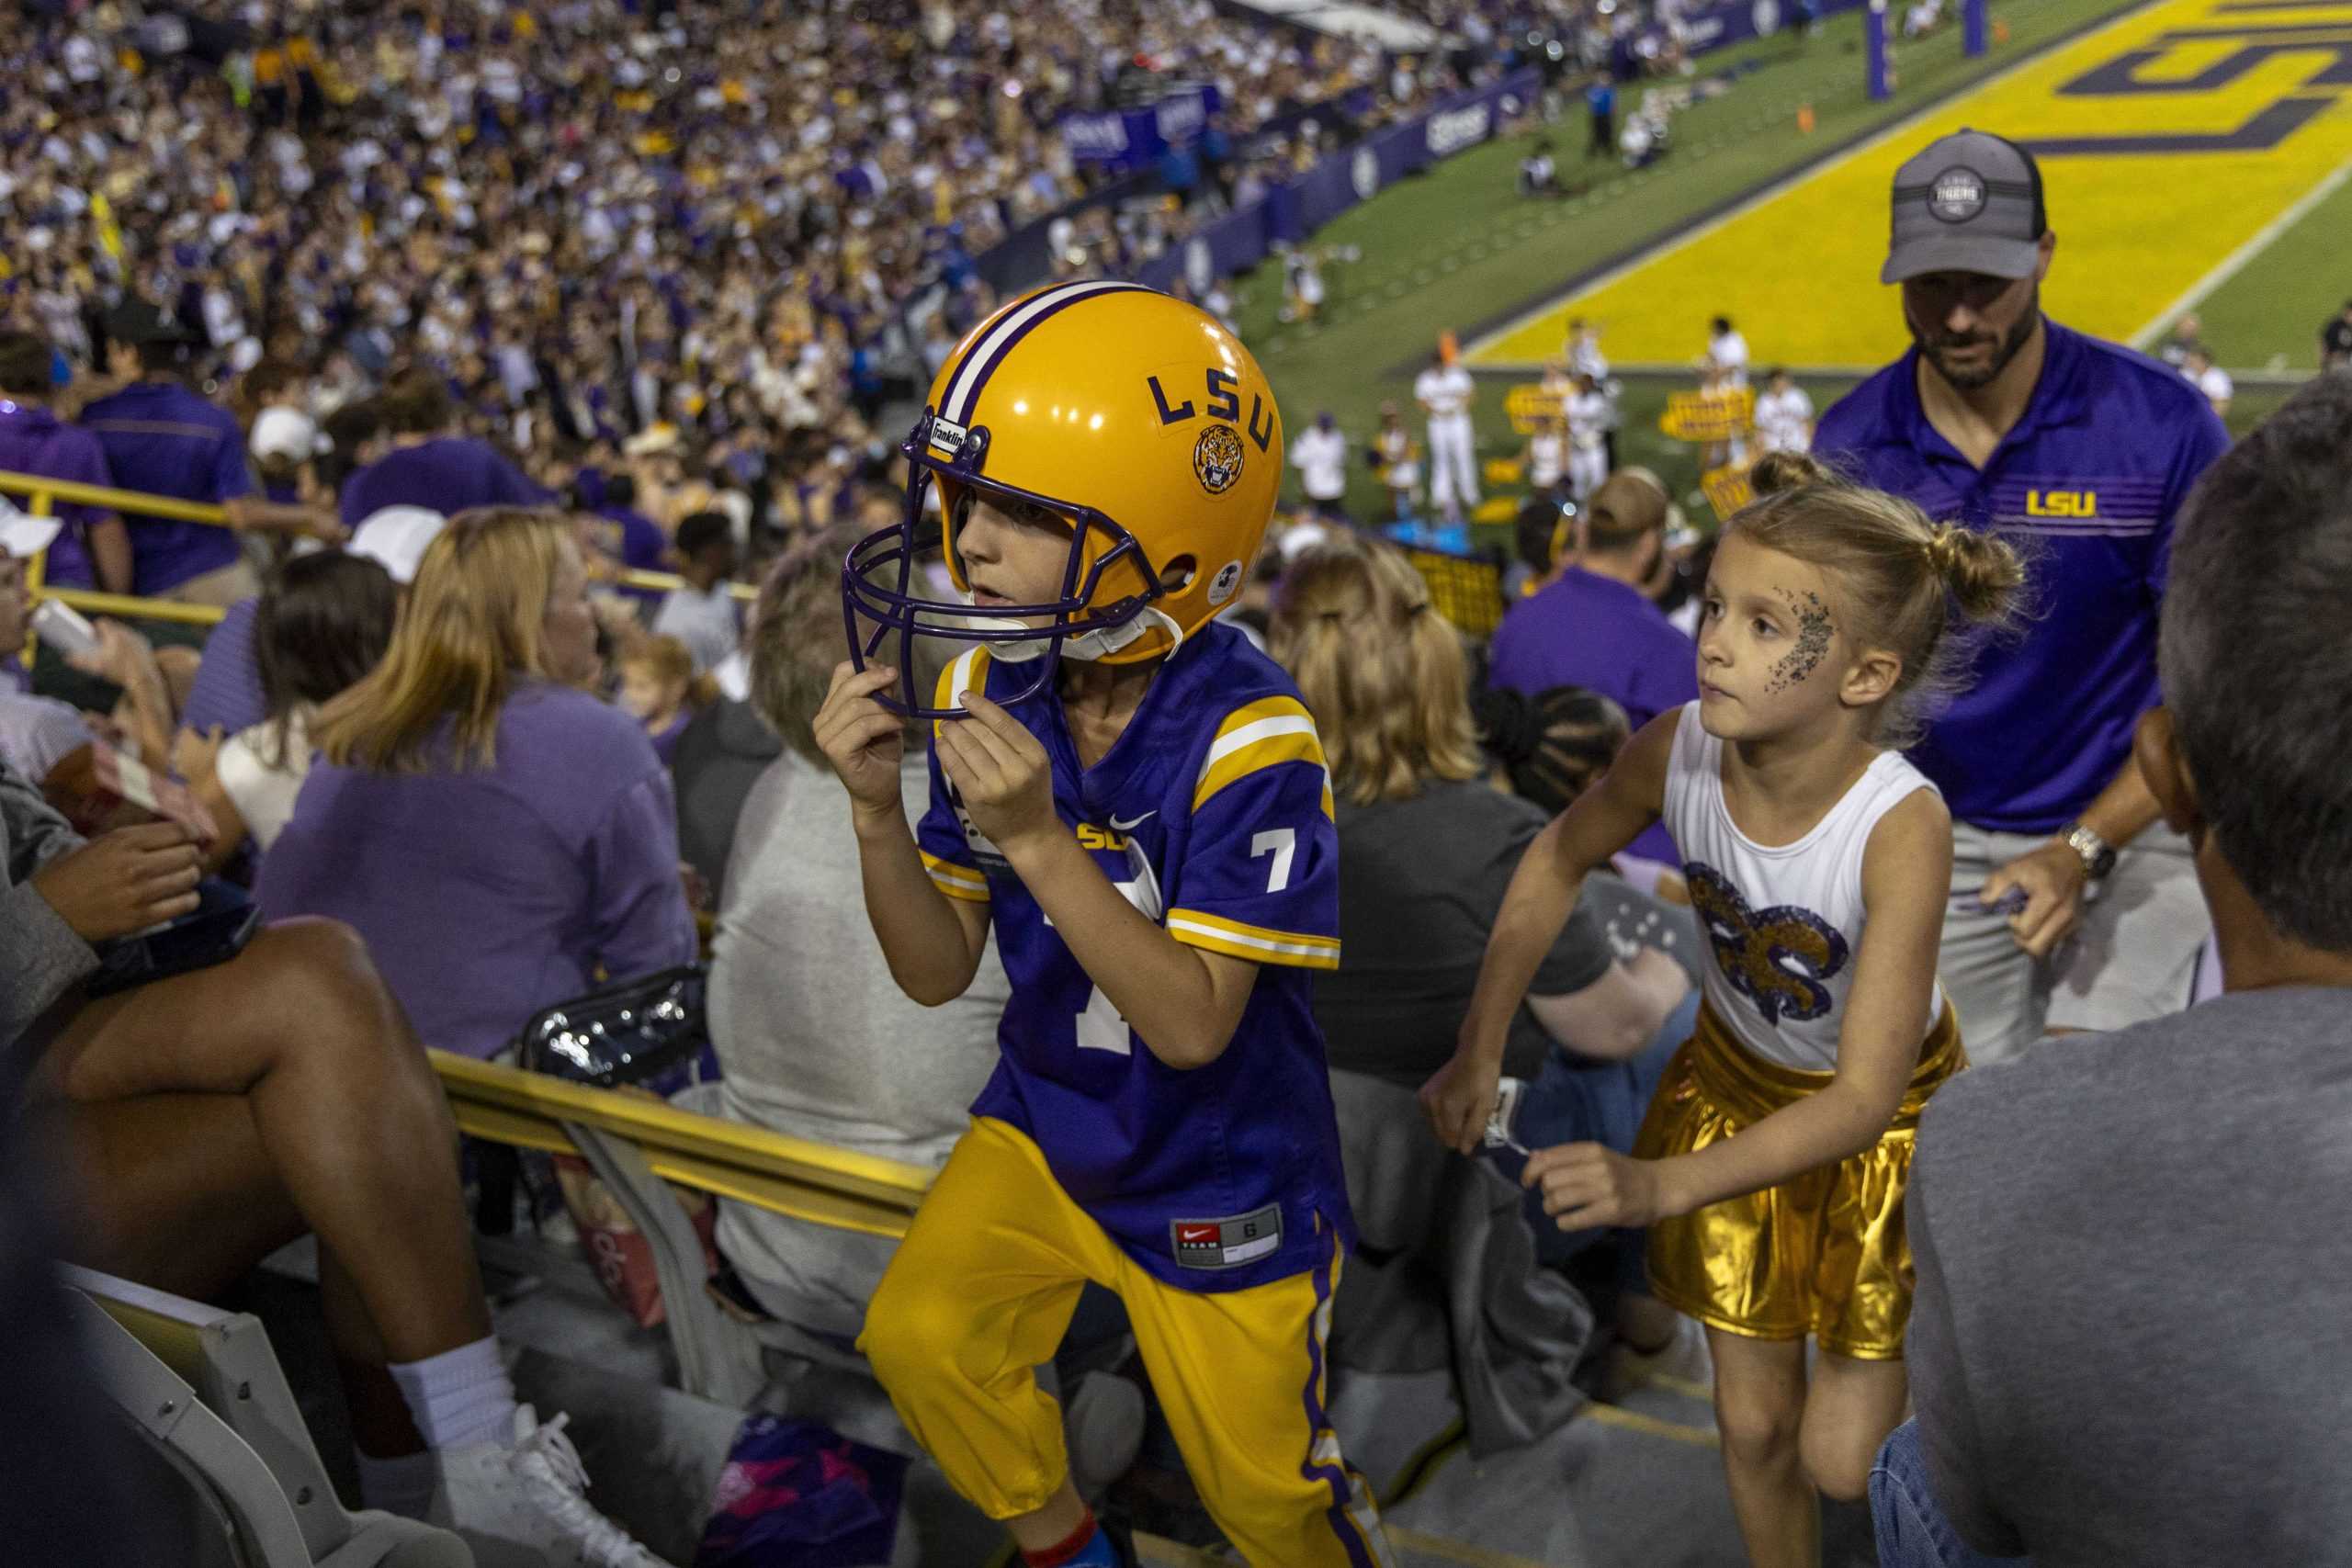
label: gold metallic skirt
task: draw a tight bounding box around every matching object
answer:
[1632,1000,1965,1360]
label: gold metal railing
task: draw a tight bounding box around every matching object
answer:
[0,467,757,613]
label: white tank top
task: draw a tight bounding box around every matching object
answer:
[1662,703,1944,1072]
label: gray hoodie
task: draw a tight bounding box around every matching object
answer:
[1,761,95,1049]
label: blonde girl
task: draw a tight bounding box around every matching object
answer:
[1424,452,2023,1568]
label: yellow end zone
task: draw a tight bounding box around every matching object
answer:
[1469,0,2352,371]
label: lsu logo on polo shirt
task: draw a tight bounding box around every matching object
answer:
[1996,478,2159,536]
[2025,489,2098,519]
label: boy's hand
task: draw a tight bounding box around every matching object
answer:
[937,692,1057,855]
[814,661,908,823]
[1521,1142,1670,1230]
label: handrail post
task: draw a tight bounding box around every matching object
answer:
[19,488,49,667]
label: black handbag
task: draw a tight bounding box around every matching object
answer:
[513,964,714,1092]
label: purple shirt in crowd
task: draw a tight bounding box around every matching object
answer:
[0,399,116,588]
[80,379,254,594]
[339,436,551,528]
[1814,320,2230,833]
[178,594,268,739]
[1489,566,1701,730]
[1488,566,1698,864]
[257,681,698,1058]
[648,710,690,767]
[587,502,669,609]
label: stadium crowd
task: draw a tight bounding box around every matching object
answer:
[2,0,1632,476]
[5,5,2350,1568]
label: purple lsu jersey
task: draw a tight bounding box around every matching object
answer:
[1814,321,2230,835]
[915,622,1354,1293]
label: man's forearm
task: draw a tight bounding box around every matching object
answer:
[2075,743,2163,850]
[89,519,133,595]
[225,496,337,537]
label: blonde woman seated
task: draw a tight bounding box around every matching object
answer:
[1270,536,1695,1334]
[257,507,697,1059]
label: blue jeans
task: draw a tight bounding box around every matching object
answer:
[1490,987,1700,1279]
[1871,1419,2030,1568]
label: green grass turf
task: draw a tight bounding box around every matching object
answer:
[1319,368,2293,558]
[1223,0,2306,532]
[2184,168,2352,376]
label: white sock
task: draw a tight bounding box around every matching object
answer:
[387,1337,518,1452]
[355,1448,439,1517]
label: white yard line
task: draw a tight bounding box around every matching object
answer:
[2127,155,2352,346]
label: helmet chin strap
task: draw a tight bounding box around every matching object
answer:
[957,603,1185,666]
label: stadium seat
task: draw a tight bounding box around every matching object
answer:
[62,1265,471,1568]
[433,1060,1239,1563]
[1396,542,1510,638]
[428,1051,934,1405]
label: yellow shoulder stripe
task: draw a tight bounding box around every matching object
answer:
[1168,908,1341,970]
[1194,697,1333,817]
[1210,695,1314,742]
[921,850,991,903]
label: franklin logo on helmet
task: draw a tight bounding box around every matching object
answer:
[843,282,1286,716]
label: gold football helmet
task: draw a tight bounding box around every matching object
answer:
[844,281,1285,714]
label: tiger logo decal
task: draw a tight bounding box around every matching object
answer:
[1192,423,1245,495]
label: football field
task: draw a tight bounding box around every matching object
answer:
[1467,0,2352,370]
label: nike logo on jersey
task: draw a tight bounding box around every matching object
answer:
[1108,809,1157,831]
[1170,1204,1283,1269]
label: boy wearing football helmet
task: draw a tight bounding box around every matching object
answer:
[820,282,1392,1568]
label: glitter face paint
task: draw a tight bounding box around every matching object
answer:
[1766,590,1832,694]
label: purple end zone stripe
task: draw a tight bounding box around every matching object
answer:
[939,280,1152,425]
[1298,1226,1381,1568]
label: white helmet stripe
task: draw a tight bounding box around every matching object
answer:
[939,280,1148,424]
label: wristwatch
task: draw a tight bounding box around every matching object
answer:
[2061,823,2118,884]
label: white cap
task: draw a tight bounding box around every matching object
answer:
[0,493,62,559]
[251,406,322,465]
[623,423,680,458]
[348,506,448,584]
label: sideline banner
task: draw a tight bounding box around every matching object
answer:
[1059,85,1223,172]
[1133,69,1543,293]
[1660,387,1755,442]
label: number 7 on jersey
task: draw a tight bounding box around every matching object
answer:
[1250,828,1295,893]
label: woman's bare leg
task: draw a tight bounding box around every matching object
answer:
[37,1087,427,1457]
[36,919,490,1362]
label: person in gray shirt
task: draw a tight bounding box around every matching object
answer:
[650,511,743,675]
[706,527,1009,1339]
[1873,374,2352,1567]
